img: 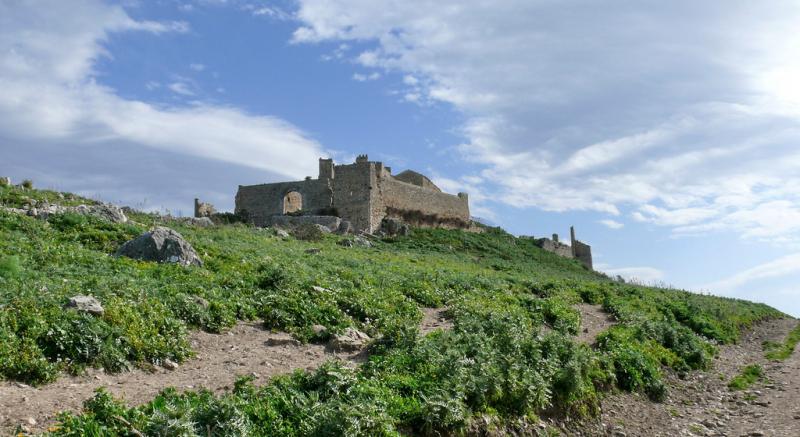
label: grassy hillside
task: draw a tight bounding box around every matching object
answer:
[0,185,783,435]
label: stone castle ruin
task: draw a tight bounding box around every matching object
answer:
[234,155,471,233]
[533,226,593,270]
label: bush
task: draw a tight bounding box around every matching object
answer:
[728,364,763,390]
[21,179,33,189]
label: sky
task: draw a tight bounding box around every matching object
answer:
[1,0,799,316]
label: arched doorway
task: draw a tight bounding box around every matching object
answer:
[283,191,302,214]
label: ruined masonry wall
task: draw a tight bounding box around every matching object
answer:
[375,174,470,229]
[331,162,374,232]
[235,179,332,227]
[537,239,574,258]
[572,240,593,270]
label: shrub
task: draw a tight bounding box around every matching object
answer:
[21,179,33,189]
[728,364,763,390]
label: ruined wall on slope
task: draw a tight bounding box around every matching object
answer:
[235,179,332,227]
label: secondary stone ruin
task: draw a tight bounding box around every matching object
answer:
[234,155,471,233]
[533,226,593,270]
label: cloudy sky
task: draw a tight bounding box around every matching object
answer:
[2,0,799,316]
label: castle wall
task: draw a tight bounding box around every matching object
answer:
[572,240,593,270]
[331,161,374,232]
[536,238,574,258]
[373,173,470,230]
[235,179,332,227]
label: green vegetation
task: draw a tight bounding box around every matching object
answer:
[727,364,764,390]
[0,184,784,435]
[764,323,800,361]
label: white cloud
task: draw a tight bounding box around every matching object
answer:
[0,0,323,182]
[599,219,624,230]
[189,63,206,71]
[703,253,800,293]
[352,72,380,82]
[292,0,800,244]
[168,81,195,96]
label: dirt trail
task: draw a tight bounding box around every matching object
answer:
[586,318,800,437]
[419,307,453,335]
[0,322,360,435]
[577,303,617,345]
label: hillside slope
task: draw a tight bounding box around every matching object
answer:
[0,185,788,436]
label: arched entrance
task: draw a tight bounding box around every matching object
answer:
[283,191,303,214]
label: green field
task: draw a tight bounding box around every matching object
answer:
[0,185,784,436]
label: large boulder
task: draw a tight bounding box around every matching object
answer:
[65,295,104,316]
[116,226,202,266]
[328,327,371,352]
[380,218,410,236]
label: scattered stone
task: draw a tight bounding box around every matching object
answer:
[116,226,203,267]
[65,295,105,316]
[312,324,327,335]
[305,248,321,254]
[336,220,353,235]
[328,327,370,352]
[275,228,290,239]
[162,359,179,371]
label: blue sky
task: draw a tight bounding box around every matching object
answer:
[2,0,799,316]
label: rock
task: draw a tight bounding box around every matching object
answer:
[336,220,353,234]
[337,236,372,248]
[178,217,214,227]
[192,295,210,309]
[25,416,37,426]
[311,285,331,293]
[380,217,410,236]
[268,215,341,232]
[3,201,128,223]
[305,248,322,254]
[275,228,290,238]
[116,226,203,267]
[266,333,301,347]
[312,324,327,335]
[71,204,128,223]
[65,295,104,316]
[162,358,179,370]
[328,327,370,352]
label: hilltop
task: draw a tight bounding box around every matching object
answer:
[0,183,796,436]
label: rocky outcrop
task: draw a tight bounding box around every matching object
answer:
[65,295,104,316]
[328,327,370,352]
[2,201,128,224]
[116,226,202,267]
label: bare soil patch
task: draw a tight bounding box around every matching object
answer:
[0,322,359,435]
[576,303,617,345]
[580,318,800,437]
[420,307,453,335]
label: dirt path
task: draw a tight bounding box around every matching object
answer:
[0,322,360,435]
[585,318,800,437]
[420,307,453,335]
[577,303,617,345]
